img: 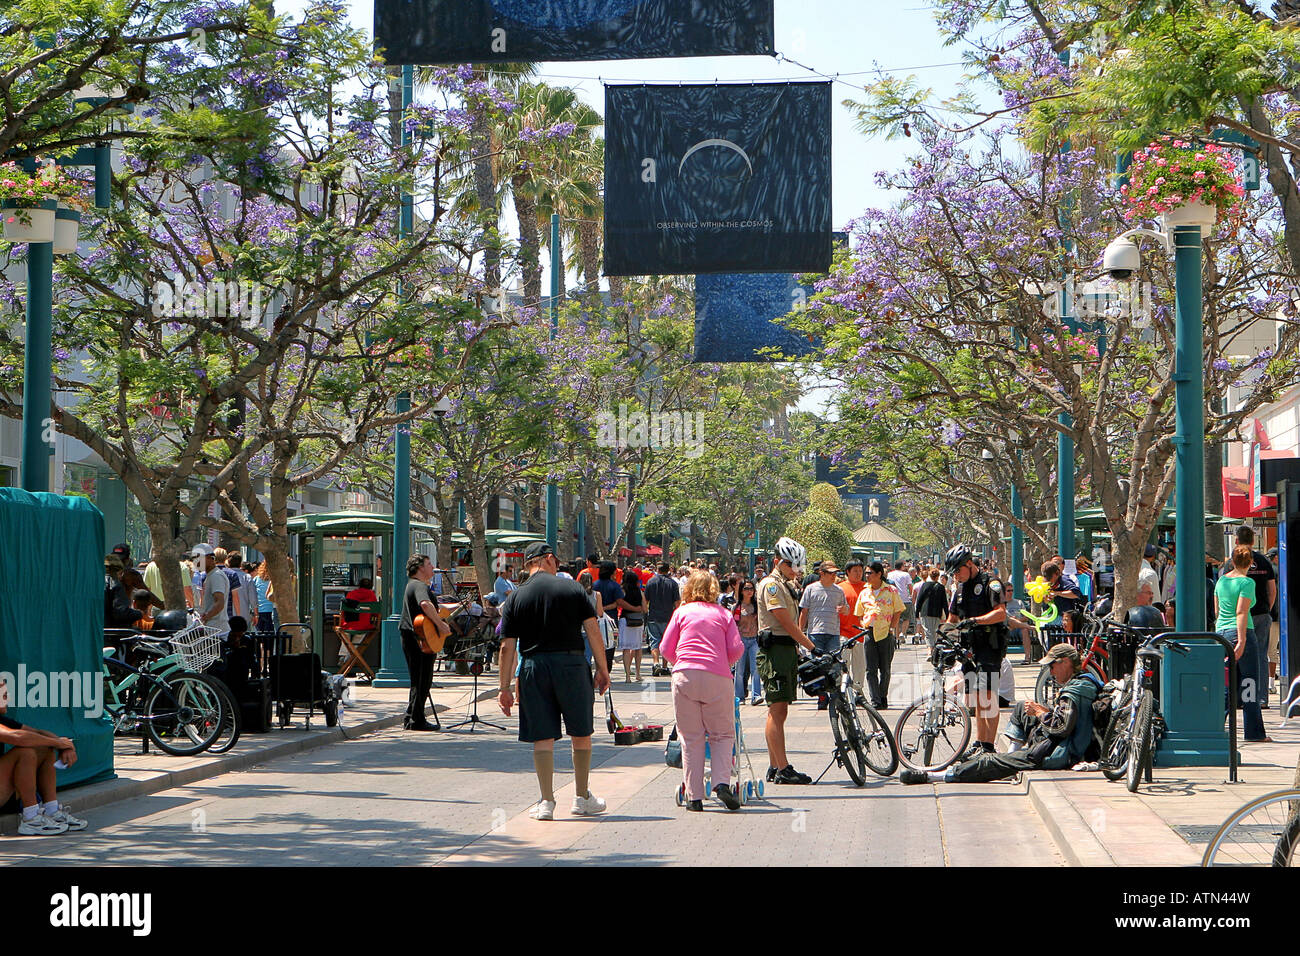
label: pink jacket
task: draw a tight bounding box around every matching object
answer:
[660,602,744,679]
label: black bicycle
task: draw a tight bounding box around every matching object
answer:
[797,637,898,785]
[1100,633,1189,792]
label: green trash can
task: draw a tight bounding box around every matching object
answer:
[1156,634,1234,769]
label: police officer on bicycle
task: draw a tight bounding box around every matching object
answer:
[944,545,1009,757]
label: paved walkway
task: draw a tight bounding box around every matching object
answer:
[2,640,1289,865]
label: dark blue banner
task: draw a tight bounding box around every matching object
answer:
[605,82,832,276]
[375,0,774,64]
[693,273,818,362]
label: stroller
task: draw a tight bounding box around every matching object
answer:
[671,697,766,806]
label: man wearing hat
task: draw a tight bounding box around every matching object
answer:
[1139,544,1162,605]
[498,542,611,821]
[900,643,1100,785]
[192,544,230,640]
[798,561,847,710]
[104,554,143,629]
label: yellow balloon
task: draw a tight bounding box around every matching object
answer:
[1025,575,1052,604]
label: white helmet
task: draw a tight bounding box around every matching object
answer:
[774,536,807,571]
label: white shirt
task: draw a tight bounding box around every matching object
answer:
[888,570,914,604]
[1139,560,1162,604]
[200,566,231,638]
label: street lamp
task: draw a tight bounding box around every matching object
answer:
[1103,218,1207,630]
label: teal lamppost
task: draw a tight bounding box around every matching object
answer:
[375,63,416,688]
[1103,206,1212,630]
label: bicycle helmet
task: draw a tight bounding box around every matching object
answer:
[1092,596,1113,620]
[943,544,973,574]
[150,608,190,633]
[773,536,807,572]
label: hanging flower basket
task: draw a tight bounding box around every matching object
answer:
[1120,136,1244,232]
[53,203,82,255]
[1,199,57,243]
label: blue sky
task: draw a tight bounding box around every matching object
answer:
[295,0,980,224]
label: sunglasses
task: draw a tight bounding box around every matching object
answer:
[743,585,755,591]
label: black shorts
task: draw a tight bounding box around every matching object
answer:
[518,651,595,742]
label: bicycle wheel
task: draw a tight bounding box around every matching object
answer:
[199,675,242,755]
[895,695,971,772]
[1033,662,1058,705]
[856,702,899,776]
[829,699,867,786]
[1100,689,1133,782]
[1201,790,1300,866]
[144,673,224,756]
[1125,691,1153,794]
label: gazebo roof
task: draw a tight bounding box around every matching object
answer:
[852,520,909,545]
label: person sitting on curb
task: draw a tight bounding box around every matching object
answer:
[0,678,88,835]
[900,643,1098,785]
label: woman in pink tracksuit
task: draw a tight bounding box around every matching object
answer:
[660,571,745,812]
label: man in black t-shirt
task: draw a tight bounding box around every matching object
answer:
[398,554,450,731]
[498,542,610,821]
[643,563,680,677]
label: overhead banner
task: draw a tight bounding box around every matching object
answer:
[693,273,817,362]
[605,82,832,276]
[374,0,774,64]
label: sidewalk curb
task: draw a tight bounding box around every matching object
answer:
[1025,776,1115,867]
[0,712,404,835]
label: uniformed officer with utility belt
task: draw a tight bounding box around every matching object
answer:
[943,544,1009,757]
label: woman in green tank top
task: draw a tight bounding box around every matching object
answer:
[1215,546,1269,742]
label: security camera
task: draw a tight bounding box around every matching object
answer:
[432,396,452,418]
[1102,236,1141,280]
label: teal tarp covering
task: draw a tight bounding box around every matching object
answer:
[0,489,113,787]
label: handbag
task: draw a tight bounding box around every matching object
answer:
[664,724,682,768]
[599,615,616,650]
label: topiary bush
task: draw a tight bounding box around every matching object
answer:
[785,485,856,567]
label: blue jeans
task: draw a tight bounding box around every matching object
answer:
[646,619,667,651]
[1253,613,1272,708]
[735,637,761,702]
[1220,627,1266,741]
[811,633,840,656]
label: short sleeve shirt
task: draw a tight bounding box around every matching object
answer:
[200,567,231,638]
[644,574,681,622]
[592,577,623,621]
[757,573,798,635]
[798,581,847,635]
[399,577,432,634]
[854,583,904,641]
[500,573,596,655]
[1214,575,1257,633]
[1220,551,1275,616]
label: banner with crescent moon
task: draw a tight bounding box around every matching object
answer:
[604,82,832,276]
[374,0,774,64]
[692,273,818,362]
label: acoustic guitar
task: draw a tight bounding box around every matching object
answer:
[412,613,447,655]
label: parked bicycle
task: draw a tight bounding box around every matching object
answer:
[101,635,227,757]
[1201,789,1300,866]
[1033,622,1112,704]
[893,634,972,772]
[796,636,897,785]
[1099,633,1190,792]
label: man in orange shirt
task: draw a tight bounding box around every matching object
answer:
[838,560,868,695]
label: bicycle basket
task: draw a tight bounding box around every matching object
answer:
[797,655,837,697]
[168,624,222,671]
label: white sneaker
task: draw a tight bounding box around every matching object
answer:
[572,791,607,816]
[528,799,556,821]
[47,808,88,832]
[18,813,68,836]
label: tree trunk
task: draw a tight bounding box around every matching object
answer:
[578,218,601,306]
[145,510,188,610]
[463,495,493,596]
[1109,530,1146,620]
[513,177,542,307]
[471,111,501,292]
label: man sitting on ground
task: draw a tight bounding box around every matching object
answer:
[900,643,1098,785]
[0,678,87,835]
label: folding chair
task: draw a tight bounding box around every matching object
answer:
[336,599,382,679]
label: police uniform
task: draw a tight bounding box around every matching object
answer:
[949,571,1008,695]
[756,572,801,704]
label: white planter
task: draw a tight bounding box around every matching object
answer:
[1160,198,1217,233]
[1,201,56,243]
[52,204,81,255]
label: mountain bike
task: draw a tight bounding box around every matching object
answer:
[1099,634,1189,792]
[894,635,972,772]
[797,636,897,785]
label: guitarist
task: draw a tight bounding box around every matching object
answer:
[399,554,450,731]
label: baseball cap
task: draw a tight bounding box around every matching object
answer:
[111,543,130,557]
[1043,643,1081,666]
[191,543,215,558]
[523,542,555,562]
[1144,544,1157,558]
[819,562,839,574]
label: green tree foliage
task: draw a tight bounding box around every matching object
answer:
[786,484,857,567]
